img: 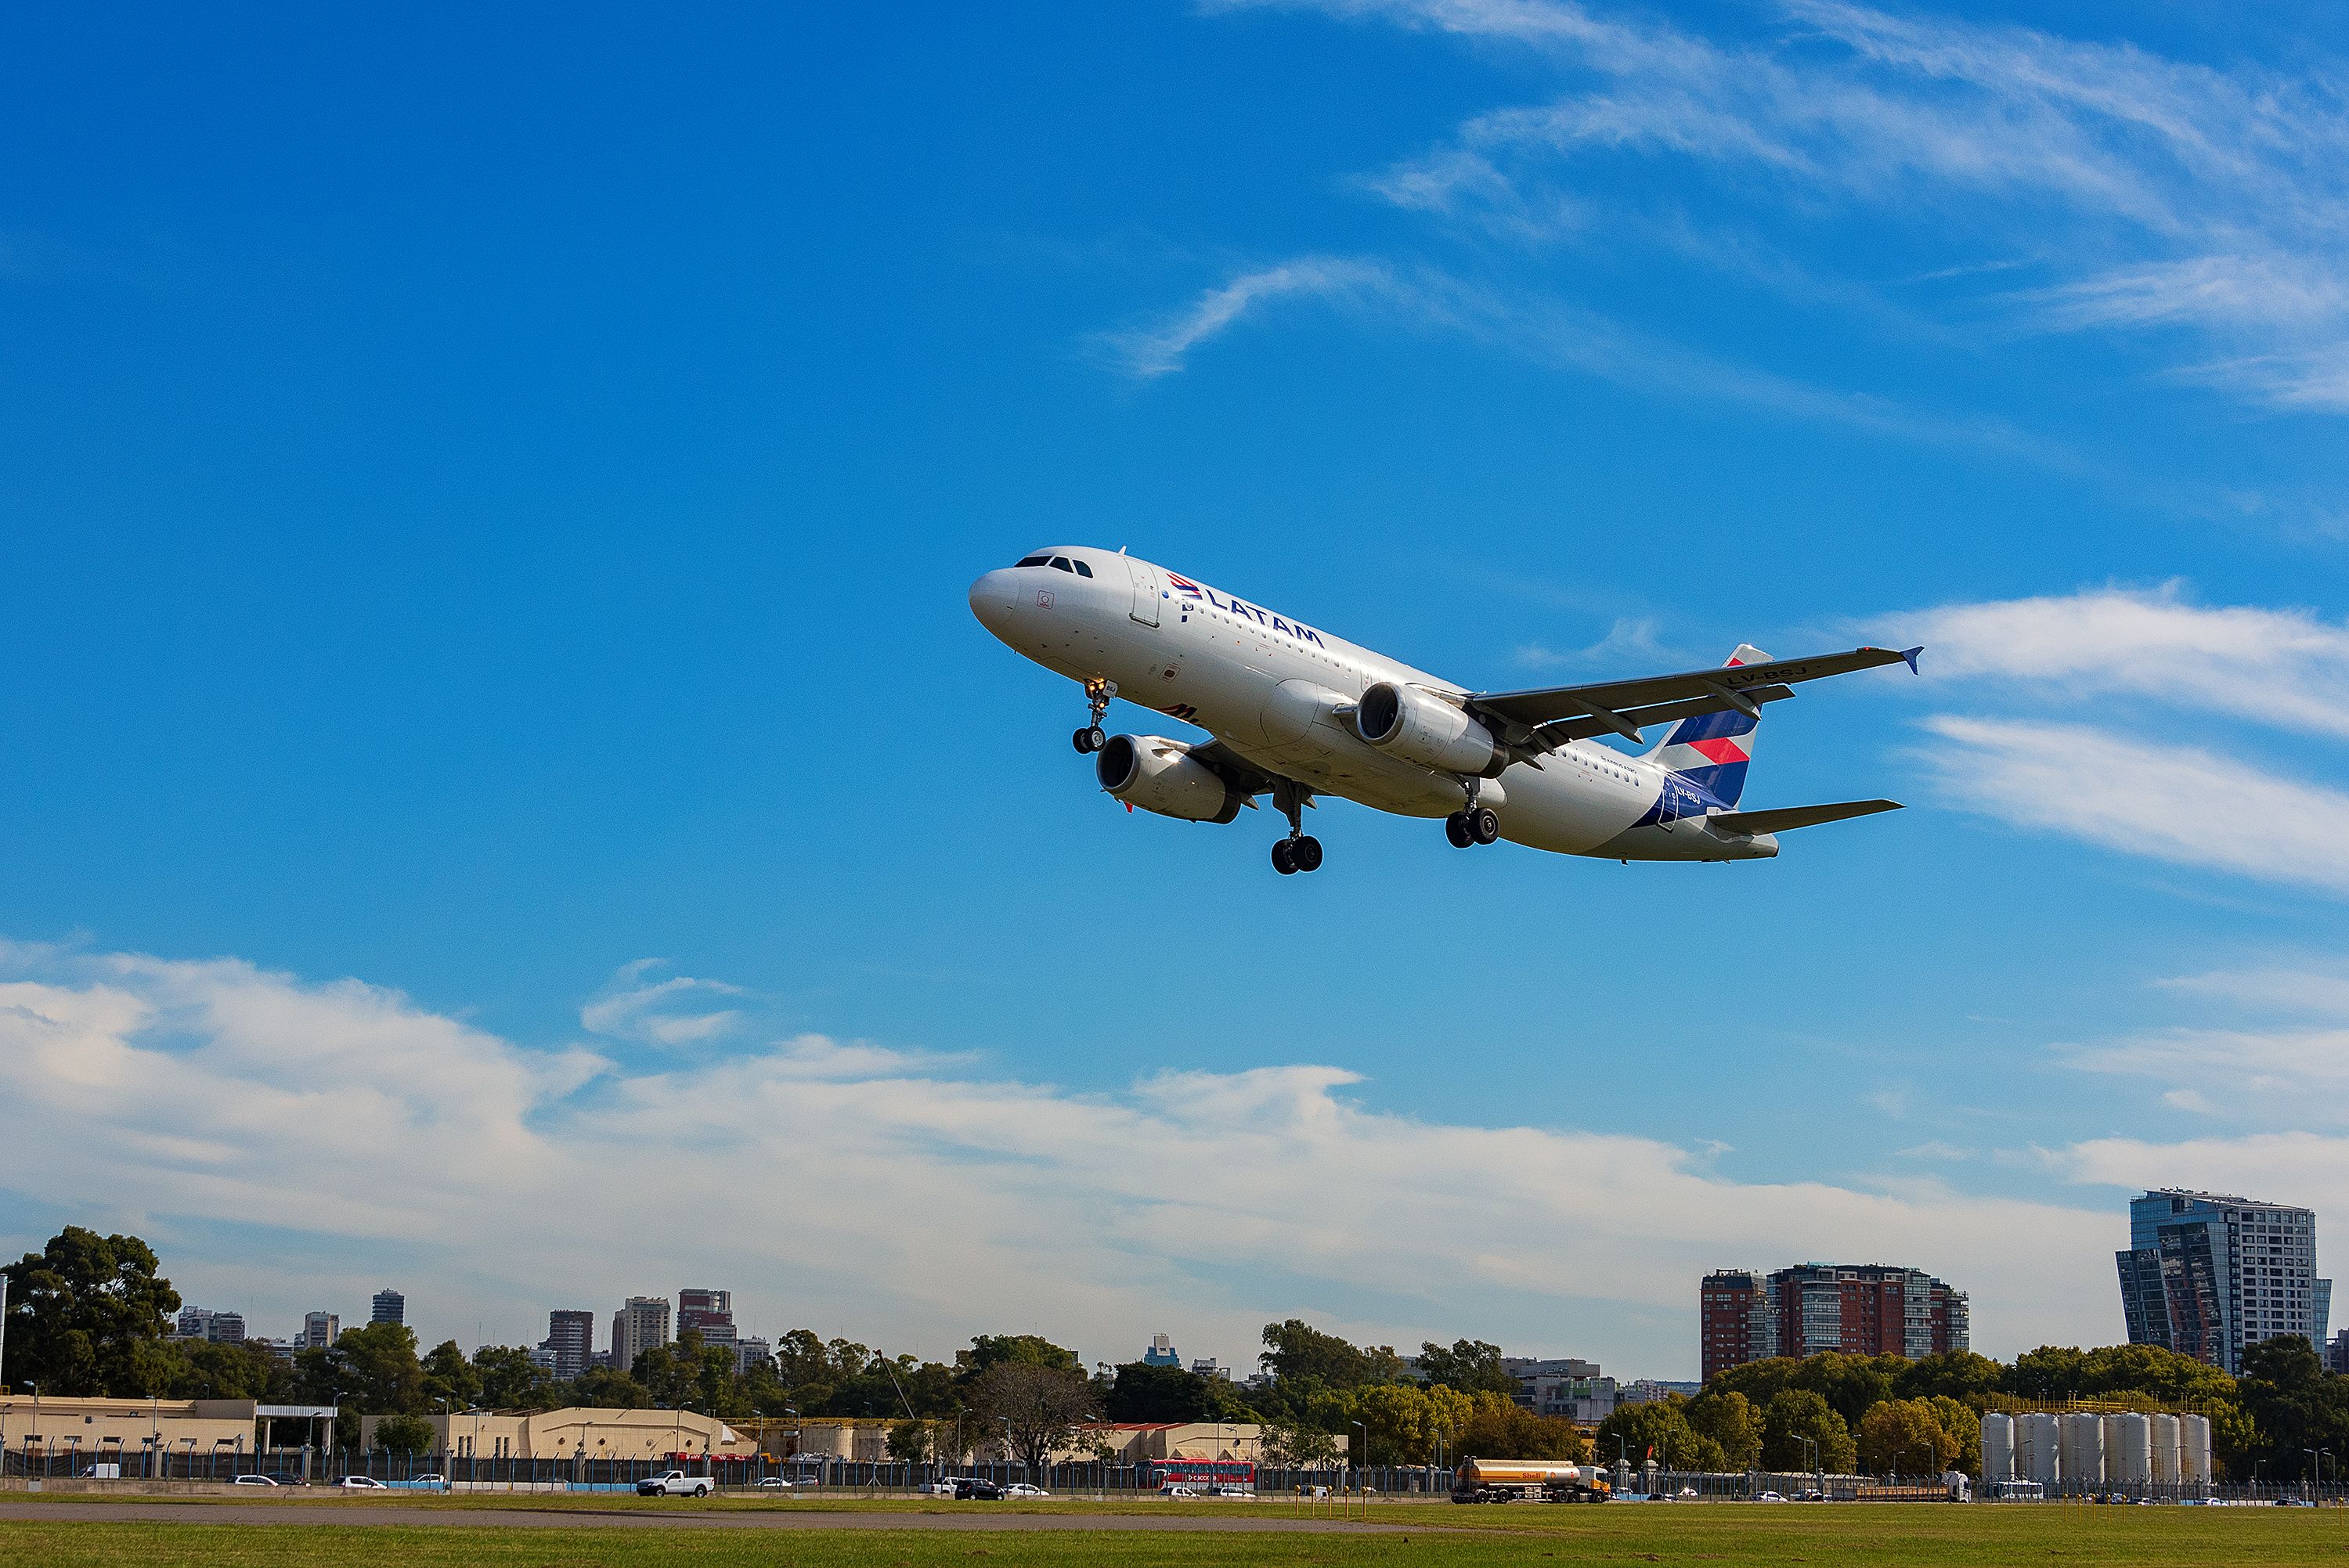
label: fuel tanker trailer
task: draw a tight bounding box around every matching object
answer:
[1452,1460,1612,1503]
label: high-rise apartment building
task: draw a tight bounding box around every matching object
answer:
[677,1288,736,1350]
[610,1296,670,1377]
[735,1336,774,1376]
[2328,1329,2349,1375]
[1699,1263,1968,1378]
[1142,1334,1180,1367]
[2116,1189,2331,1375]
[173,1307,247,1344]
[543,1309,596,1381]
[370,1289,405,1325]
[1700,1271,1778,1381]
[302,1311,340,1350]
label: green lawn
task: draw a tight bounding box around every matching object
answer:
[6,1505,2349,1566]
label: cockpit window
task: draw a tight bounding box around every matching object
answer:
[1014,554,1050,568]
[1049,557,1076,573]
[1072,559,1093,578]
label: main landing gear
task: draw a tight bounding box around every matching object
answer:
[1270,780,1323,876]
[1445,806,1500,848]
[1070,678,1116,754]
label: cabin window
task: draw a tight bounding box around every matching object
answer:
[1015,555,1049,568]
[1050,557,1076,573]
[1072,560,1093,577]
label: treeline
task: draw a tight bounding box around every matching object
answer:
[9,1227,2347,1476]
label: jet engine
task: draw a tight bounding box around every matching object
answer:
[1095,734,1245,824]
[1353,681,1502,775]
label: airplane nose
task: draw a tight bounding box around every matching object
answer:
[968,569,1017,634]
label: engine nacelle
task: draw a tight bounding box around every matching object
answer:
[1354,681,1501,775]
[1095,734,1244,824]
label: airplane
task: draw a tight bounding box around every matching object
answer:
[968,546,1920,874]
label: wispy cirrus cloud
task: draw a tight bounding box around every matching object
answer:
[580,958,747,1047]
[1910,716,2349,896]
[1189,0,2349,413]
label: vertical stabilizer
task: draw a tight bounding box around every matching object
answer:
[1647,644,1766,806]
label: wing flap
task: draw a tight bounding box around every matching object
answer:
[1708,799,1903,836]
[1470,645,1920,733]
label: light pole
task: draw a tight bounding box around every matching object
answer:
[1351,1422,1368,1489]
[28,1382,38,1481]
[328,1391,345,1481]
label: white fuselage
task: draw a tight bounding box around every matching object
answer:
[969,547,1775,861]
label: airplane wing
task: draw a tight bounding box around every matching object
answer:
[1188,739,1283,802]
[1707,799,1903,835]
[1467,645,1921,752]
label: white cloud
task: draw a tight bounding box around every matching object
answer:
[0,943,2117,1366]
[2066,1130,2349,1219]
[1911,716,2349,896]
[1211,0,2349,411]
[1092,257,1398,377]
[580,959,745,1047]
[1888,586,2349,740]
[2163,965,2349,1018]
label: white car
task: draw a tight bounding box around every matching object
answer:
[637,1470,714,1498]
[1753,1491,1788,1502]
[1001,1483,1051,1498]
[1215,1487,1251,1499]
[337,1476,389,1491]
[1160,1483,1201,1498]
[917,1481,960,1497]
[754,1477,795,1490]
[233,1475,278,1487]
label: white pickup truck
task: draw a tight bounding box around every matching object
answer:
[636,1471,714,1498]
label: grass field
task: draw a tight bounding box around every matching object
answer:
[6,1500,2349,1566]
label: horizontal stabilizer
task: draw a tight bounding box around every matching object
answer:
[1708,799,1903,836]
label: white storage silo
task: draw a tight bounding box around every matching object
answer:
[2150,1414,2181,1485]
[2018,1412,2062,1487]
[2059,1412,2105,1491]
[1980,1413,2014,1483]
[2105,1414,2151,1488]
[2180,1415,2212,1485]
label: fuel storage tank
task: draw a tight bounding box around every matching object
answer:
[2017,1413,2062,1487]
[2180,1414,2212,1484]
[1979,1412,2014,1483]
[2059,1412,2105,1491]
[2150,1413,2181,1485]
[2104,1414,2151,1488]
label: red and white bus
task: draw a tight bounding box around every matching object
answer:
[1144,1458,1255,1494]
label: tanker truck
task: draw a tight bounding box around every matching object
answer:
[1452,1460,1611,1503]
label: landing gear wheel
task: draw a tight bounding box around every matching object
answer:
[1469,806,1500,845]
[1271,839,1298,875]
[1291,835,1323,872]
[1444,813,1474,849]
[1072,726,1106,754]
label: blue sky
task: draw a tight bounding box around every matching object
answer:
[5,1,2349,1379]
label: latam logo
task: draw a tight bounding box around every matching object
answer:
[1683,737,1751,766]
[1165,573,1326,647]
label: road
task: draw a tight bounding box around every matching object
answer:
[0,1500,1422,1533]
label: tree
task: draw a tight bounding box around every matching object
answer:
[1925,1396,1981,1477]
[1106,1361,1216,1422]
[300,1321,426,1415]
[969,1360,1095,1470]
[372,1412,438,1455]
[1759,1389,1855,1473]
[571,1366,652,1409]
[961,1334,1083,1379]
[1416,1339,1518,1398]
[1261,1418,1341,1467]
[163,1339,288,1401]
[1685,1389,1762,1470]
[422,1339,481,1411]
[1348,1382,1472,1465]
[1,1227,182,1396]
[2239,1335,2349,1481]
[1893,1351,2004,1404]
[887,1418,932,1462]
[471,1344,554,1410]
[1260,1320,1406,1388]
[1856,1398,1958,1476]
[1455,1390,1586,1462]
[1595,1397,1725,1472]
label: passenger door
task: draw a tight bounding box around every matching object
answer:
[1126,557,1161,627]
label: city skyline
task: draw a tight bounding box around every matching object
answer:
[5,2,2349,1375]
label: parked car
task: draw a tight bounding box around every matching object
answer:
[1215,1486,1251,1499]
[1001,1483,1050,1498]
[232,1475,278,1487]
[753,1477,796,1491]
[637,1471,713,1498]
[412,1473,449,1491]
[1753,1491,1787,1502]
[337,1476,389,1491]
[1160,1483,1200,1498]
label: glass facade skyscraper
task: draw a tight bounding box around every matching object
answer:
[2116,1190,2329,1375]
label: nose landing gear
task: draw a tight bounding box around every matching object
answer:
[1070,679,1117,753]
